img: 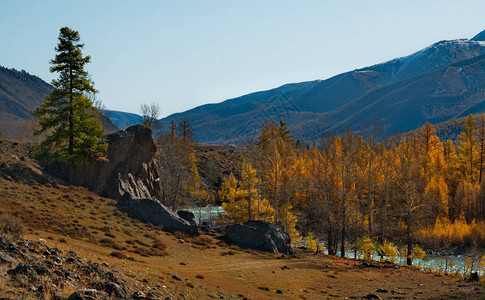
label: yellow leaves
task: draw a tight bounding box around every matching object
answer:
[424,175,449,218]
[278,203,301,244]
[411,244,427,260]
[305,232,324,252]
[360,237,377,261]
[419,216,485,247]
[380,241,398,262]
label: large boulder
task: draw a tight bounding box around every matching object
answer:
[118,193,199,236]
[177,210,196,226]
[225,221,292,255]
[72,125,161,200]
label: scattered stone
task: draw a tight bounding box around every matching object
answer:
[131,291,146,299]
[276,289,284,294]
[102,282,126,298]
[0,250,17,265]
[376,288,388,293]
[67,292,86,300]
[8,263,37,279]
[32,264,50,276]
[363,294,382,300]
[172,275,182,281]
[225,221,293,255]
[281,265,290,270]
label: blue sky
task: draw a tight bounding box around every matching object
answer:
[1,0,485,116]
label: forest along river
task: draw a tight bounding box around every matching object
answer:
[349,252,483,275]
[186,206,479,275]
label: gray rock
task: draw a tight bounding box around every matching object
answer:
[131,291,146,299]
[0,251,17,265]
[225,221,292,255]
[70,125,161,200]
[118,193,199,236]
[363,294,382,300]
[67,292,86,300]
[7,263,37,279]
[177,210,196,226]
[102,281,126,299]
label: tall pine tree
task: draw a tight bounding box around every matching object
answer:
[32,27,105,163]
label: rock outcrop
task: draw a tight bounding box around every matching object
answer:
[72,125,161,200]
[225,221,292,255]
[118,194,199,236]
[177,210,196,226]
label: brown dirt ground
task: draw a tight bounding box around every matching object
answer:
[0,139,484,299]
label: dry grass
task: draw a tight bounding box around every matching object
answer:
[0,215,24,239]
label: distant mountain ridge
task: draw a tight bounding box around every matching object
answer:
[4,30,485,144]
[152,33,485,144]
[102,110,141,130]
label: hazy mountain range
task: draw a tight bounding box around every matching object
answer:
[3,29,485,143]
[152,30,485,144]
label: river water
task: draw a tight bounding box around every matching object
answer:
[349,252,482,275]
[185,206,481,275]
[186,206,225,224]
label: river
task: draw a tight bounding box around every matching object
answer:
[185,206,481,275]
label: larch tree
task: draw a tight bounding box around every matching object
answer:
[334,130,358,257]
[32,27,105,164]
[457,115,478,182]
[477,114,485,184]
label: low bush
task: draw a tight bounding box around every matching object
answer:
[0,215,24,239]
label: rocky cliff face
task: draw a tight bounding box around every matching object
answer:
[72,125,199,235]
[72,124,161,200]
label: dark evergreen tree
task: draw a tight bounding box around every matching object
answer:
[32,27,105,163]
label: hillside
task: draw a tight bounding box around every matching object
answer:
[0,138,483,299]
[0,67,52,138]
[153,34,485,144]
[103,110,141,130]
[0,66,118,137]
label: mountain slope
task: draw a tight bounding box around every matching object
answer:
[0,67,52,137]
[0,66,118,137]
[154,35,485,144]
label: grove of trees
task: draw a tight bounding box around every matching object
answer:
[210,115,485,265]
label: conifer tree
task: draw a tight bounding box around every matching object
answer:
[32,27,105,163]
[457,115,478,181]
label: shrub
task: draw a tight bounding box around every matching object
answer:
[305,232,324,252]
[0,216,24,239]
[110,251,126,259]
[152,240,167,251]
[411,244,427,261]
[99,238,122,250]
[192,236,212,247]
[380,241,398,262]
